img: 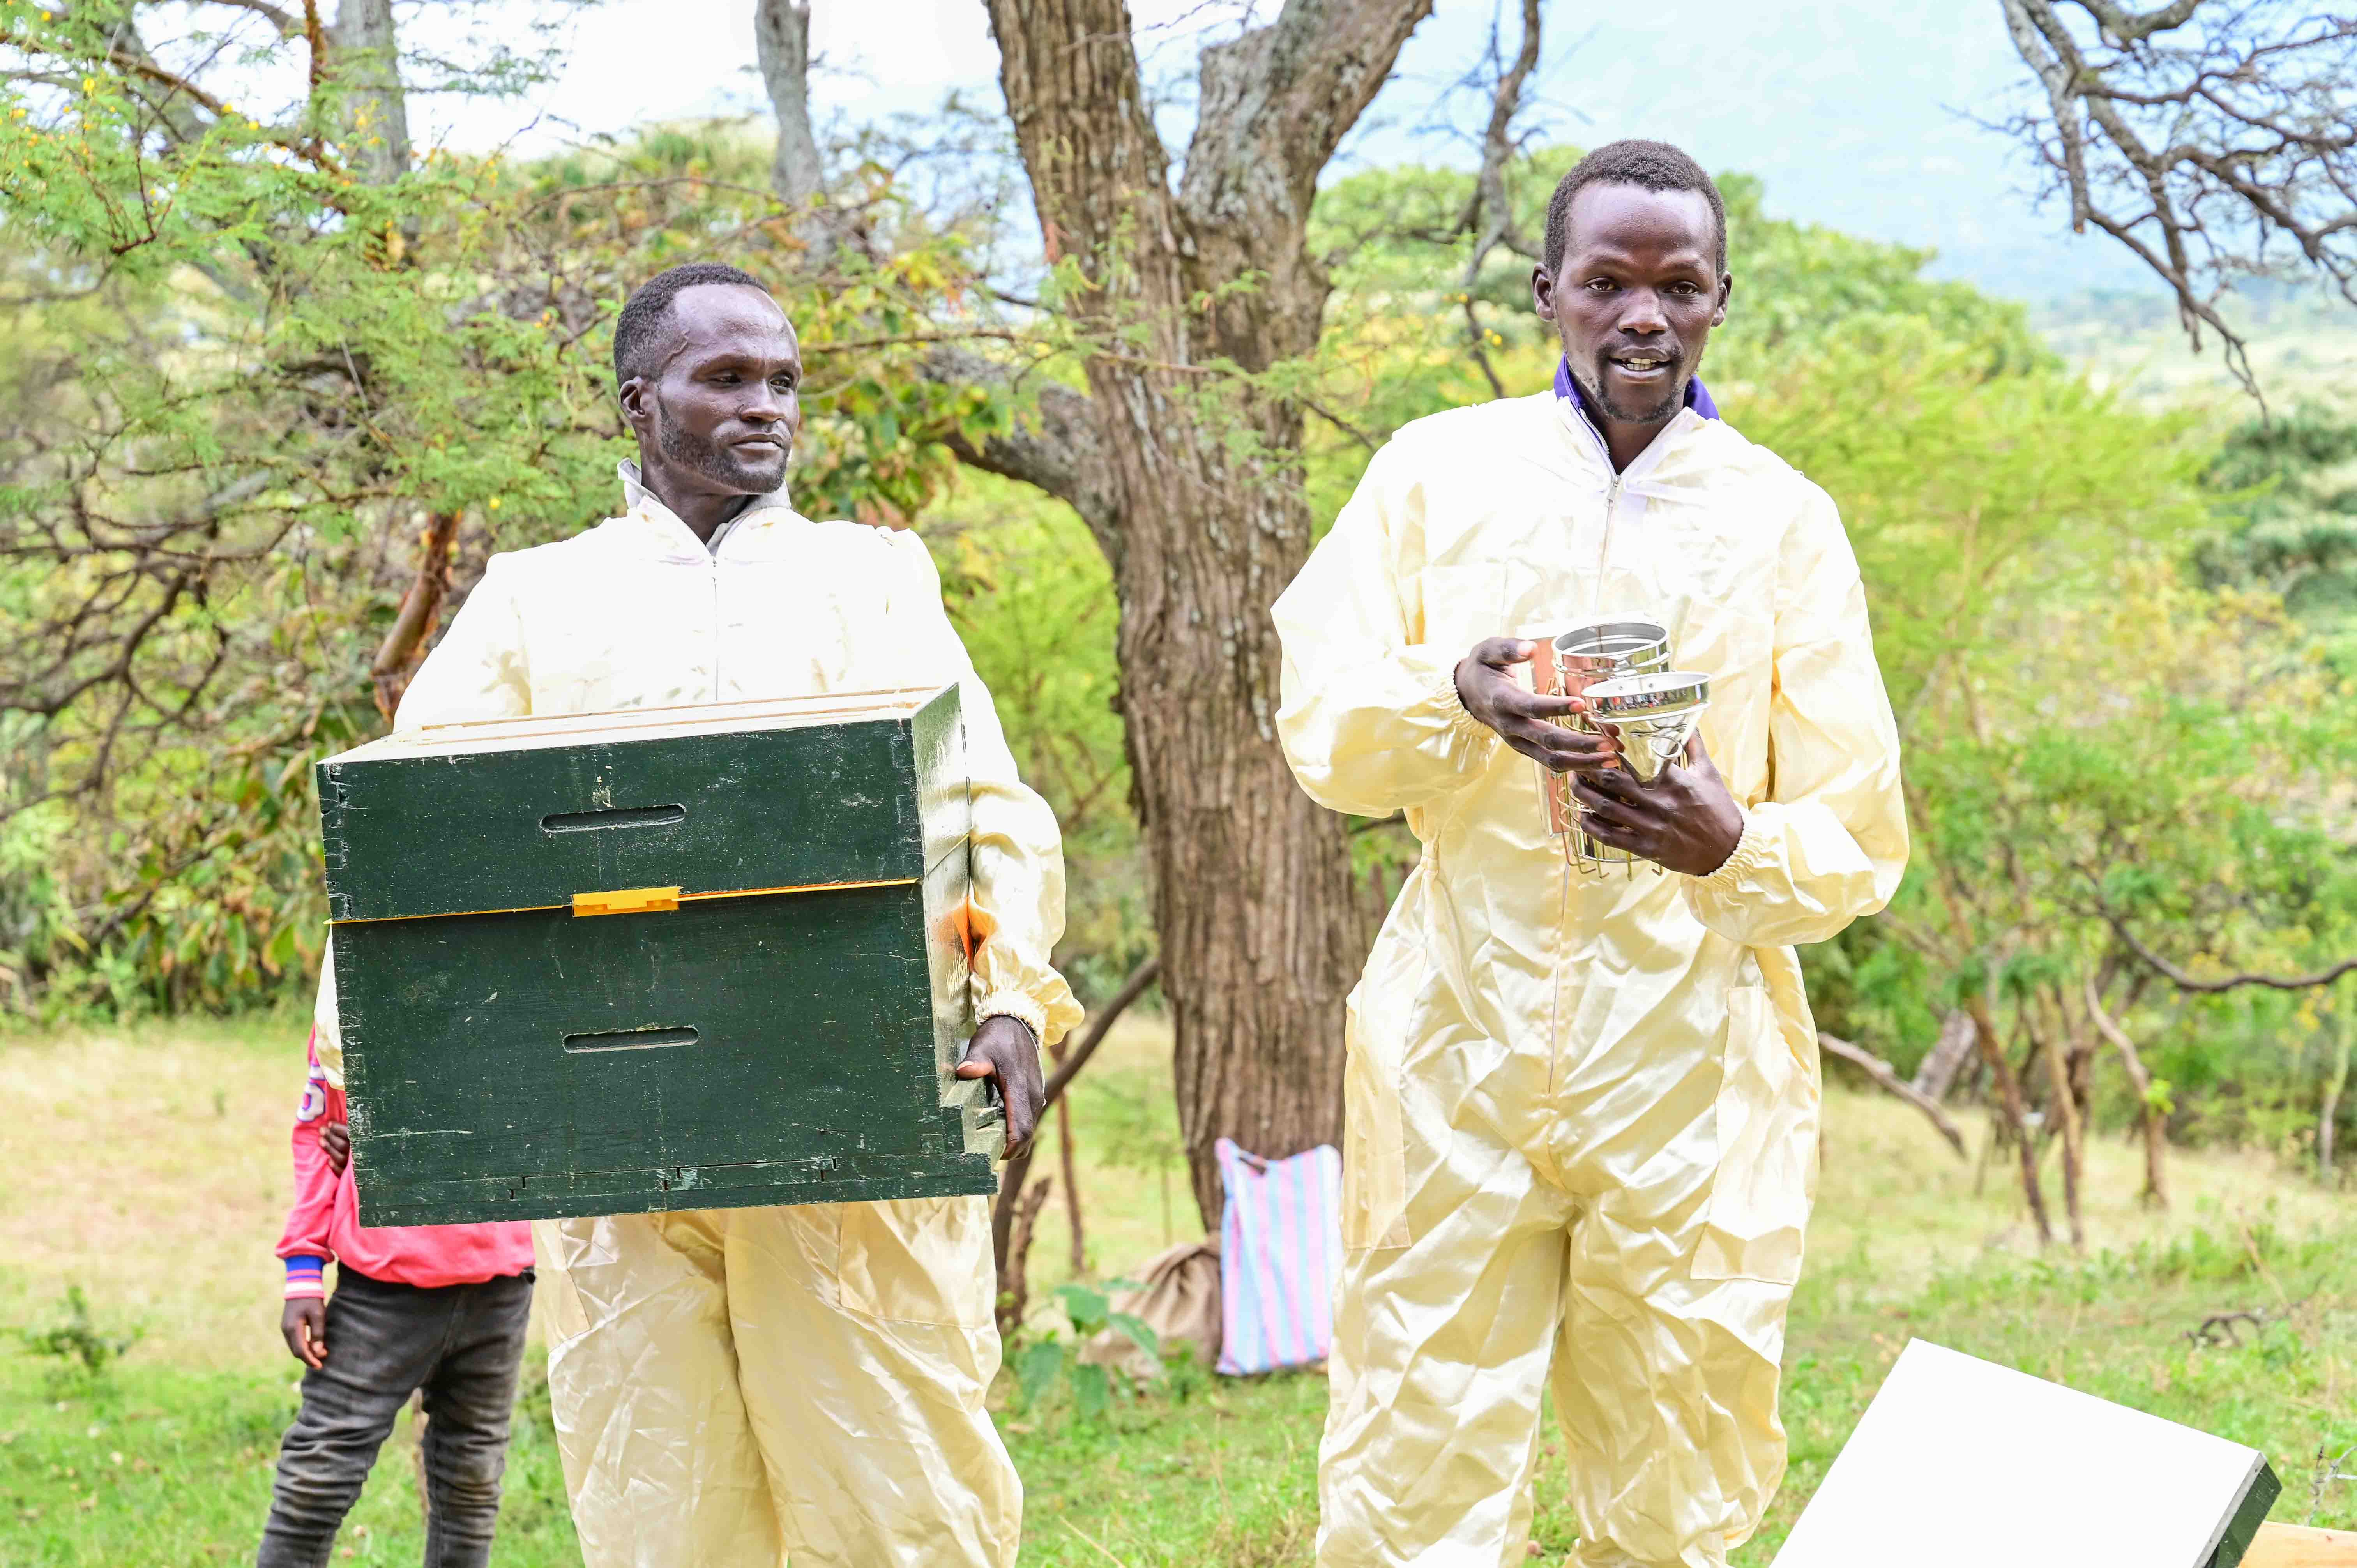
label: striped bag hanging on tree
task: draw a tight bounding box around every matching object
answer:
[1213,1138,1343,1376]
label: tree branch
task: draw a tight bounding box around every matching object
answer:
[1042,956,1162,1111]
[1996,0,2357,401]
[1819,1031,1971,1159]
[1180,0,1437,231]
[210,0,305,39]
[2103,912,2357,993]
[369,509,460,724]
[926,346,1123,565]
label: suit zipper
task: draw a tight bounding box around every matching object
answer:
[708,553,723,701]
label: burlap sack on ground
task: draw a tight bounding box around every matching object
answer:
[1080,1240,1221,1379]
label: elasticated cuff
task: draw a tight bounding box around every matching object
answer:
[1687,807,1770,889]
[976,989,1048,1047]
[1436,662,1502,765]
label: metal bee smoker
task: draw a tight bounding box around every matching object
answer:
[1525,616,1672,874]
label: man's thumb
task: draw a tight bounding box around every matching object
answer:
[954,1059,992,1078]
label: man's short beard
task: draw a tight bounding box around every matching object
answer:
[656,398,789,492]
[1574,357,1684,427]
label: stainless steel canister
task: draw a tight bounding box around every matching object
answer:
[1583,671,1712,784]
[1525,615,1670,871]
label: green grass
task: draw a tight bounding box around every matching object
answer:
[995,1216,2357,1566]
[0,1360,576,1566]
[4,1017,2353,1564]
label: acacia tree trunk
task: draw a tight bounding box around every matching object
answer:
[2086,976,2168,1208]
[2032,985,2086,1249]
[1968,992,2053,1244]
[962,0,1433,1224]
[1092,371,1367,1224]
[2321,1010,2351,1182]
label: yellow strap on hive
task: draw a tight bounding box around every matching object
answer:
[571,886,682,917]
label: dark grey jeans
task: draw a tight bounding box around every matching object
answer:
[256,1267,535,1568]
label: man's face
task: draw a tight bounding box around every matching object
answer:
[620,284,803,495]
[1533,183,1730,428]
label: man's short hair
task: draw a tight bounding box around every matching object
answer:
[613,262,769,386]
[1542,140,1728,277]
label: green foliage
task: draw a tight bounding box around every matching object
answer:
[0,23,1012,1019]
[16,1287,140,1384]
[1012,1280,1166,1427]
[1727,332,2357,1172]
[2195,403,2357,664]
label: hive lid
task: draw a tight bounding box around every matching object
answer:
[317,685,967,923]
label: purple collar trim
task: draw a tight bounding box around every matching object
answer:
[1554,357,1718,423]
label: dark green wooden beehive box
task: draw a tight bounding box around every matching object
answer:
[315,685,1002,1227]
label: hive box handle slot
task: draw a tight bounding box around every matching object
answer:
[563,1025,701,1052]
[541,803,687,833]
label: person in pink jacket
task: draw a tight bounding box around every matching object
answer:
[257,1030,536,1568]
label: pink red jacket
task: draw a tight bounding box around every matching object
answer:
[276,1030,535,1298]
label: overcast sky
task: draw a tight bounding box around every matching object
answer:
[418,0,2159,304]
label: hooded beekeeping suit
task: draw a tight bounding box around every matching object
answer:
[310,464,1081,1568]
[1272,390,1907,1568]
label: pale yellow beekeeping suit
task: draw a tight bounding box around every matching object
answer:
[313,464,1080,1568]
[1273,393,1907,1568]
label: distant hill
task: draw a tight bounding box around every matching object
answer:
[2037,283,2357,411]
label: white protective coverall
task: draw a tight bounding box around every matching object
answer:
[311,464,1081,1568]
[1272,392,1908,1568]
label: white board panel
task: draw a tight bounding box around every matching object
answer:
[1774,1340,2271,1568]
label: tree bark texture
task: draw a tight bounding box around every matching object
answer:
[369,509,460,723]
[2320,1012,2351,1182]
[2085,977,2169,1210]
[1047,1037,1086,1273]
[328,0,410,184]
[2032,988,2087,1249]
[1911,1008,1978,1102]
[984,0,1433,1224]
[1968,992,2054,1244]
[752,0,826,210]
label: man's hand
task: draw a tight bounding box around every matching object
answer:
[322,1121,350,1175]
[954,1015,1044,1158]
[1453,638,1622,774]
[282,1300,327,1370]
[1569,732,1746,877]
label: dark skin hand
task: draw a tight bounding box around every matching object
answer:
[283,1298,327,1369]
[618,283,804,543]
[1454,637,1624,774]
[279,1120,352,1369]
[1569,733,1745,878]
[954,1015,1045,1159]
[1532,181,1731,473]
[1454,639,1744,877]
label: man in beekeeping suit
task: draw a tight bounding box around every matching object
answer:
[1273,141,1909,1568]
[309,262,1081,1567]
